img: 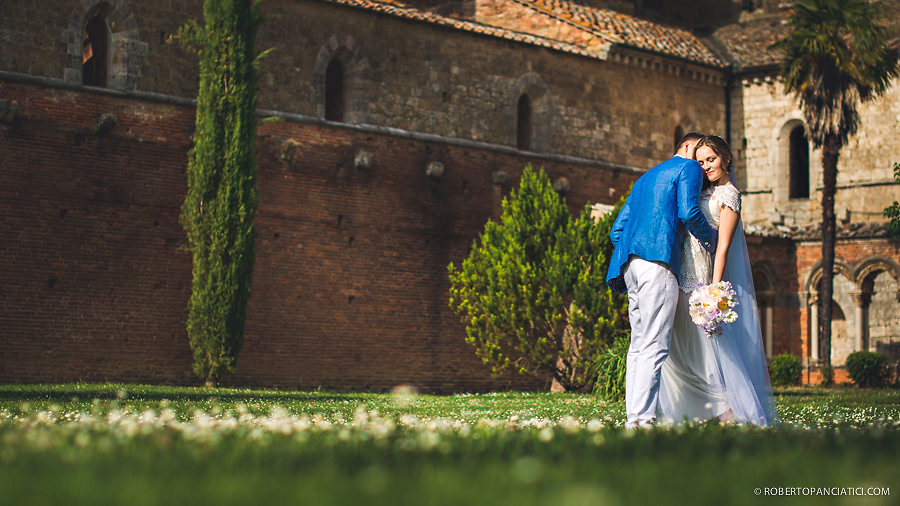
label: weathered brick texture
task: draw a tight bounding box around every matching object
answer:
[0,79,637,391]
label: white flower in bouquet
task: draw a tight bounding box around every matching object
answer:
[688,281,739,338]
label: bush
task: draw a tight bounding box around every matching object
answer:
[769,354,802,387]
[448,166,629,392]
[845,351,891,388]
[819,365,834,387]
[592,334,630,401]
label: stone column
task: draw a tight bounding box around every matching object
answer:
[759,292,774,359]
[851,292,872,352]
[809,294,819,363]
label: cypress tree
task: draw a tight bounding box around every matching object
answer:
[179,0,265,385]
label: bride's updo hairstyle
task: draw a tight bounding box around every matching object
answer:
[694,135,733,189]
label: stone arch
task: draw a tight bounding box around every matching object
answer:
[313,35,372,124]
[855,257,900,291]
[61,0,147,90]
[854,257,900,361]
[751,260,777,291]
[805,260,861,366]
[507,73,553,153]
[752,260,778,358]
[804,259,854,295]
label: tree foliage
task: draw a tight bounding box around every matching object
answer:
[774,0,898,149]
[885,162,900,236]
[771,0,899,367]
[179,0,267,385]
[448,166,628,392]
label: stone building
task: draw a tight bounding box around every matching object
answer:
[714,1,900,381]
[0,0,897,388]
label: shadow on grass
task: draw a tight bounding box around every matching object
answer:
[773,386,900,408]
[772,388,833,397]
[0,384,373,403]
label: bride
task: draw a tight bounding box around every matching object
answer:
[658,135,778,426]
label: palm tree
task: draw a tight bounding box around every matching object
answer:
[772,0,898,368]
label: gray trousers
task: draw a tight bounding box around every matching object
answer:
[623,257,679,428]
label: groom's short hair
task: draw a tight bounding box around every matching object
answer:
[675,132,704,154]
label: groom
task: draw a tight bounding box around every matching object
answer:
[606,133,718,428]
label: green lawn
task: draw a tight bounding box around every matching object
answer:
[1,384,898,505]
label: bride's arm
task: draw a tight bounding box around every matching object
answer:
[712,205,739,283]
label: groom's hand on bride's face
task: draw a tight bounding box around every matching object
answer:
[686,141,700,159]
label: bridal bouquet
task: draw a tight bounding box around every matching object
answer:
[689,281,739,338]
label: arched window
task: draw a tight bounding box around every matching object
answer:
[64,1,147,91]
[673,125,685,152]
[324,58,345,122]
[516,94,532,151]
[788,124,809,199]
[82,15,109,87]
[314,35,371,124]
[508,73,551,152]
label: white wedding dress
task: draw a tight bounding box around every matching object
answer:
[658,183,778,426]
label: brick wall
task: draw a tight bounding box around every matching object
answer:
[0,81,196,384]
[5,77,895,389]
[746,234,803,359]
[0,78,638,391]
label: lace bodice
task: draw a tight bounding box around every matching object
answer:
[678,184,741,292]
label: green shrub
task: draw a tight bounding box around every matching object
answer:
[448,166,628,392]
[845,351,891,388]
[592,334,630,401]
[769,353,802,387]
[819,364,834,387]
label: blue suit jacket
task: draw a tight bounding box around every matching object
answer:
[606,155,718,293]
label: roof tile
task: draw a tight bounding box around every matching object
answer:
[320,0,725,67]
[512,0,726,67]
[319,0,608,60]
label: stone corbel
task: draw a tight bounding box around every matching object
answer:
[0,99,17,125]
[425,161,445,179]
[491,170,509,185]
